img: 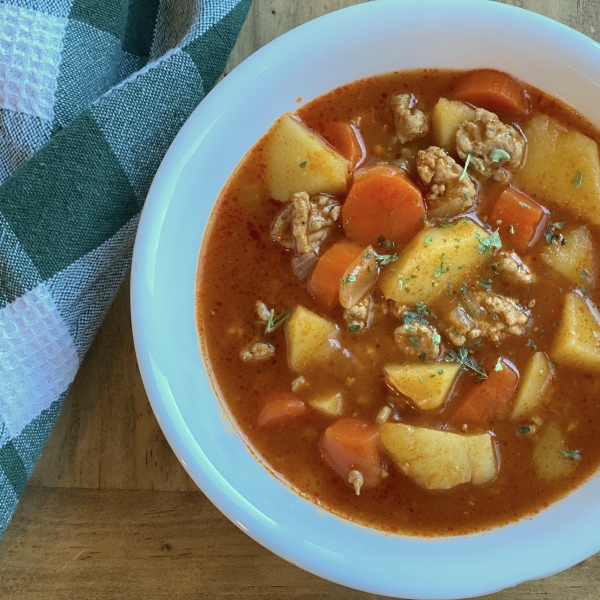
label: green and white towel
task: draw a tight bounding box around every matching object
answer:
[0,0,251,536]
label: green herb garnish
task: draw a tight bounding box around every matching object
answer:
[490,148,511,163]
[348,323,361,332]
[378,236,395,250]
[432,333,441,345]
[409,337,421,347]
[493,357,504,371]
[560,449,582,461]
[478,278,493,290]
[375,252,398,266]
[508,225,515,235]
[459,151,473,181]
[478,229,502,255]
[445,347,488,382]
[518,201,531,210]
[433,253,449,278]
[264,309,292,335]
[299,161,307,168]
[516,426,531,436]
[572,171,584,188]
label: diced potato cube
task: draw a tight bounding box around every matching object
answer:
[379,423,498,490]
[285,306,338,372]
[309,392,343,416]
[551,293,600,373]
[266,113,350,201]
[515,115,600,225]
[378,218,490,305]
[540,225,595,285]
[533,422,579,480]
[384,363,461,411]
[432,98,477,152]
[511,352,554,420]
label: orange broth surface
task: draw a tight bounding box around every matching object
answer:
[196,69,600,536]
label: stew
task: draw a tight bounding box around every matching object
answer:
[197,69,600,536]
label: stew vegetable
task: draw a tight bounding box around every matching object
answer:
[197,69,600,536]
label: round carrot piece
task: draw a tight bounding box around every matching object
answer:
[342,163,426,249]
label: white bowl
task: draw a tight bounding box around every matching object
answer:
[131,1,600,598]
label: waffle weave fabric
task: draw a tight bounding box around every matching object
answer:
[0,0,252,536]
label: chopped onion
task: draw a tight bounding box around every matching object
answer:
[339,245,378,309]
[292,251,318,280]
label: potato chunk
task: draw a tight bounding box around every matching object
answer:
[378,218,490,305]
[533,422,579,481]
[431,98,476,153]
[515,115,600,225]
[309,392,343,416]
[551,293,600,373]
[511,352,554,420]
[540,225,595,285]
[379,423,498,490]
[285,306,338,372]
[266,113,350,201]
[384,363,461,411]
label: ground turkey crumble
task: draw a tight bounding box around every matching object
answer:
[456,108,525,182]
[444,292,529,346]
[390,94,429,144]
[270,191,340,254]
[417,146,476,218]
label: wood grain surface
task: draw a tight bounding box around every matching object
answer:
[2,1,600,598]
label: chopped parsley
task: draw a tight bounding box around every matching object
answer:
[378,236,395,250]
[375,252,398,266]
[478,278,493,290]
[518,201,531,210]
[526,339,537,350]
[445,347,488,382]
[572,171,584,188]
[437,368,444,375]
[493,357,504,371]
[439,222,450,229]
[560,449,582,461]
[299,161,307,168]
[418,375,424,383]
[459,151,474,181]
[433,253,449,278]
[432,333,442,345]
[580,283,590,297]
[409,337,421,347]
[419,352,426,362]
[264,309,292,335]
[581,270,589,279]
[425,235,433,247]
[490,148,511,162]
[341,274,357,286]
[545,222,567,246]
[478,229,502,255]
[348,323,361,332]
[516,426,531,436]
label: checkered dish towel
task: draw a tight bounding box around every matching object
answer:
[0,0,251,535]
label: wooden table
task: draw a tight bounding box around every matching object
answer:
[2,1,600,597]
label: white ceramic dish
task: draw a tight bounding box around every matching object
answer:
[131,1,600,598]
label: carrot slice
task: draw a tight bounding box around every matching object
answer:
[453,69,529,116]
[322,121,366,170]
[257,394,305,427]
[342,163,426,249]
[320,418,382,490]
[307,240,362,311]
[453,362,519,428]
[489,187,548,253]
